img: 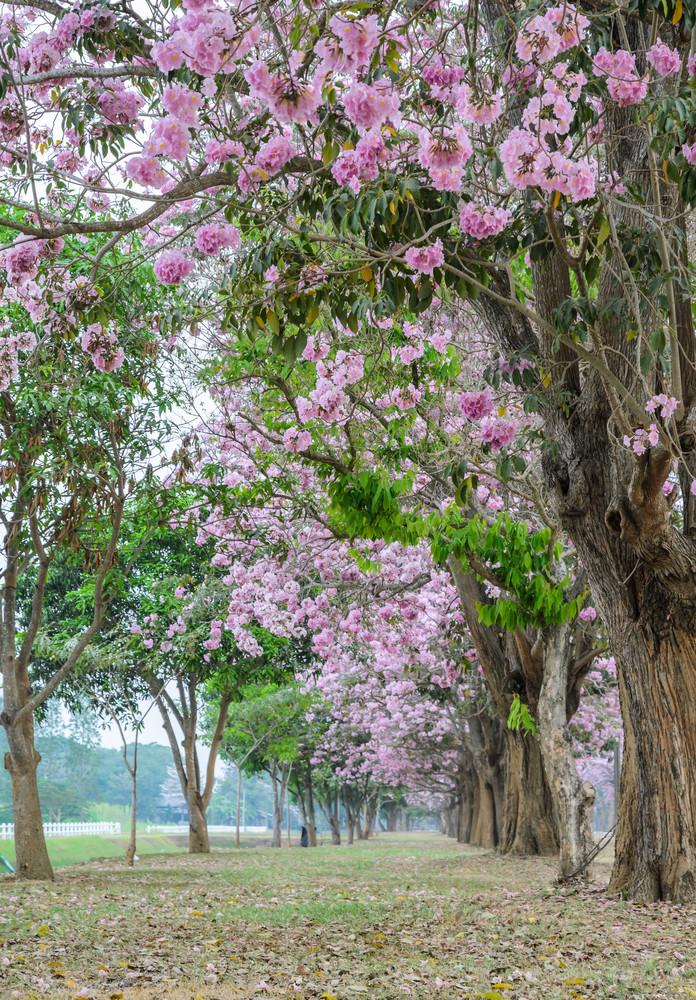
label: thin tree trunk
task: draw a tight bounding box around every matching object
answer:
[125,733,138,868]
[235,762,242,849]
[270,761,282,848]
[305,768,317,847]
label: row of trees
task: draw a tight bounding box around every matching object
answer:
[0,0,693,901]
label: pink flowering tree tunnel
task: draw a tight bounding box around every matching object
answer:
[5,0,696,901]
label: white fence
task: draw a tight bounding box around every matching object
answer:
[0,821,121,841]
[146,824,268,834]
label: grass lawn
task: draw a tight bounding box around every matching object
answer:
[0,833,694,1000]
[0,834,271,870]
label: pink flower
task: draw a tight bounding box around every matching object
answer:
[316,14,380,75]
[456,87,503,125]
[283,427,312,453]
[151,38,186,72]
[195,222,241,255]
[331,128,388,191]
[458,389,494,420]
[593,47,648,106]
[344,81,401,129]
[5,240,40,286]
[154,249,195,285]
[480,415,517,450]
[404,238,444,275]
[516,15,561,63]
[579,606,596,622]
[125,155,167,189]
[459,203,511,239]
[97,81,144,124]
[205,138,244,164]
[683,142,696,166]
[0,338,19,391]
[162,83,203,126]
[145,116,191,161]
[646,41,681,77]
[81,323,125,373]
[255,134,297,175]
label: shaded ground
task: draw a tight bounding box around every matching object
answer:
[0,833,694,1000]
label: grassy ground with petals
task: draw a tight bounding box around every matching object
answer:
[0,833,694,1000]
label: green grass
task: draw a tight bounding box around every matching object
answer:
[0,833,693,1000]
[0,832,265,869]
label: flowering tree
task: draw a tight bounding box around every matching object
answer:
[0,233,180,878]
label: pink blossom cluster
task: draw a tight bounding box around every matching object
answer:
[421,56,465,100]
[316,14,380,76]
[623,424,660,455]
[645,393,678,419]
[500,128,596,201]
[255,134,297,176]
[204,620,223,651]
[162,83,202,126]
[459,203,511,239]
[151,9,261,77]
[205,138,244,164]
[331,128,389,194]
[283,427,312,453]
[455,86,503,125]
[80,323,125,373]
[515,5,588,64]
[458,388,494,420]
[3,240,40,286]
[417,126,472,191]
[404,239,444,275]
[331,129,389,193]
[195,222,241,255]
[343,81,401,130]
[97,80,144,125]
[125,155,167,189]
[593,47,648,106]
[245,60,322,125]
[0,337,19,391]
[480,415,517,450]
[144,116,191,162]
[154,249,195,285]
[646,41,681,78]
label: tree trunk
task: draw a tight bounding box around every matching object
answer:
[499,730,558,856]
[543,383,696,899]
[362,795,377,839]
[609,673,637,895]
[2,651,53,880]
[270,761,282,848]
[4,740,53,880]
[305,769,317,847]
[125,735,138,868]
[537,626,595,880]
[188,793,210,853]
[469,774,497,848]
[235,763,242,849]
